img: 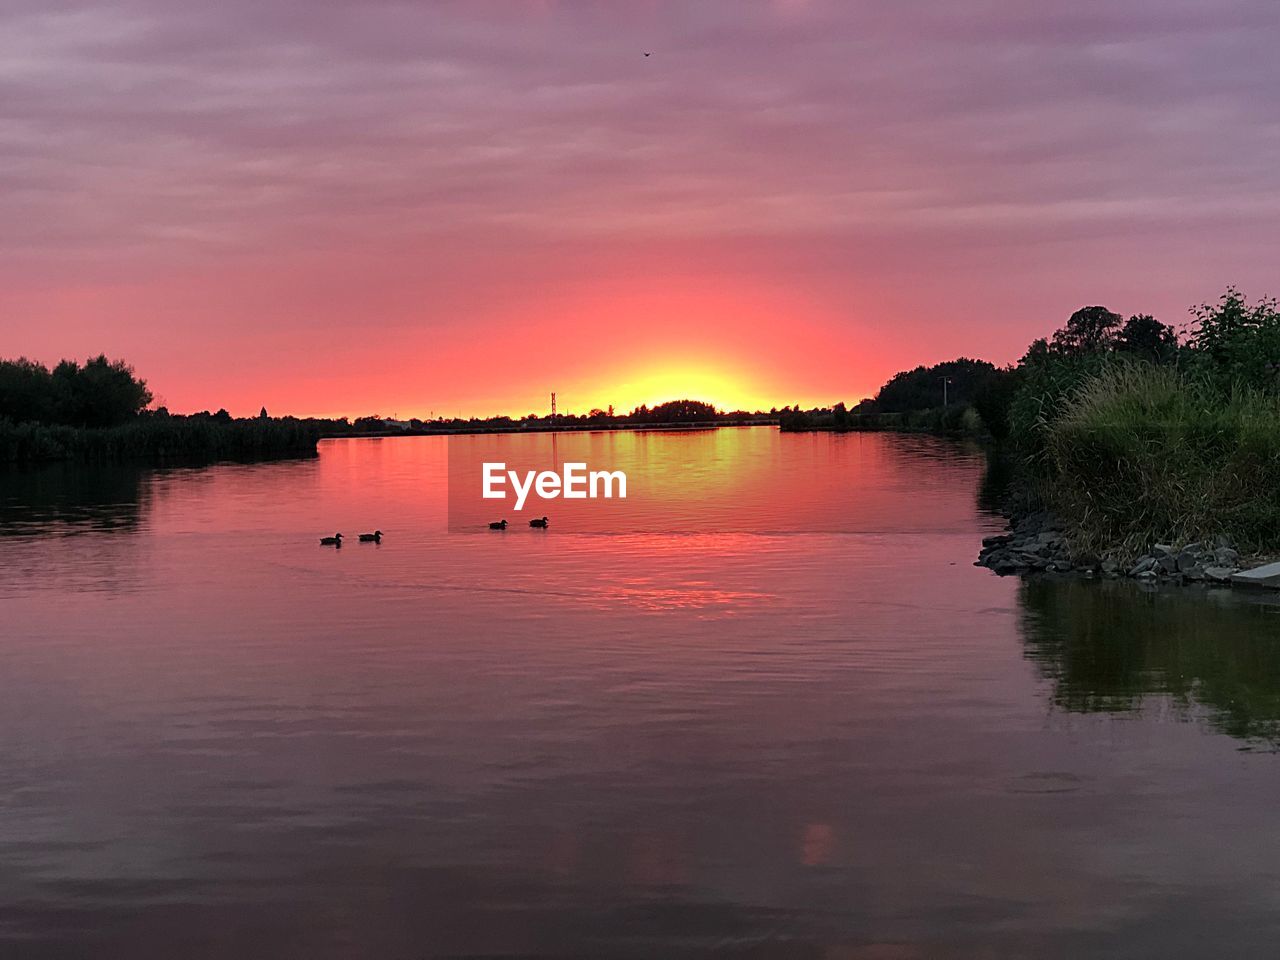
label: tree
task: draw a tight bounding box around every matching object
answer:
[1116,314,1178,362]
[871,358,998,413]
[0,354,150,427]
[971,366,1023,440]
[629,399,718,422]
[1021,338,1051,366]
[1050,306,1122,355]
[0,357,56,424]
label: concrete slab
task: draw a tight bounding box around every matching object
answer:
[1231,562,1280,588]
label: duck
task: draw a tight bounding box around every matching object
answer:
[358,530,382,542]
[529,516,549,528]
[489,520,508,530]
[319,533,343,546]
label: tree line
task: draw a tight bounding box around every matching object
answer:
[0,356,152,428]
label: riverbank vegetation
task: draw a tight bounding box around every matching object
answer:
[0,355,778,463]
[0,356,321,463]
[787,289,1280,557]
[1008,291,1280,556]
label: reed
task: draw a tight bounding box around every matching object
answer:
[0,416,321,463]
[1042,363,1280,555]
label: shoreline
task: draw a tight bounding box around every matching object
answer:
[975,502,1280,592]
[322,418,778,439]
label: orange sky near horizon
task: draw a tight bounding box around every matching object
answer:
[4,1,1278,419]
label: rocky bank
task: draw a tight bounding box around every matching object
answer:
[975,509,1279,588]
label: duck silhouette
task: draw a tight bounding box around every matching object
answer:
[489,520,508,530]
[358,530,382,542]
[529,516,549,528]
[319,533,343,546]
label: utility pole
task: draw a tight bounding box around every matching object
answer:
[550,391,557,427]
[941,376,953,407]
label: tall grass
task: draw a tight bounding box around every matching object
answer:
[0,416,321,463]
[1044,364,1280,555]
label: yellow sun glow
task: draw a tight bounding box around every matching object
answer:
[569,361,776,415]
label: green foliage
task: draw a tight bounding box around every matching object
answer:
[1042,363,1280,554]
[1006,350,1110,465]
[1186,288,1280,392]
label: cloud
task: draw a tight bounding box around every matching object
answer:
[2,0,1279,414]
[3,0,1277,263]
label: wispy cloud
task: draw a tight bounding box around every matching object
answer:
[2,1,1278,413]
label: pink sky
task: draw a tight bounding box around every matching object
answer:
[3,0,1278,417]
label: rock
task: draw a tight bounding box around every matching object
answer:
[1129,557,1156,576]
[983,534,1012,548]
[1214,546,1240,566]
[1136,569,1158,581]
[1101,559,1119,574]
[1184,565,1205,581]
[1231,562,1280,589]
[1157,554,1179,575]
[1203,566,1236,583]
[1176,550,1202,573]
[1153,544,1175,556]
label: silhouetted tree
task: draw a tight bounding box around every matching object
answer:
[1050,306,1123,355]
[971,366,1023,440]
[1115,314,1178,362]
[872,358,998,413]
[629,399,719,422]
[0,355,150,428]
[0,357,56,424]
[1021,337,1052,366]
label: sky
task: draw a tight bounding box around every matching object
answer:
[2,0,1279,418]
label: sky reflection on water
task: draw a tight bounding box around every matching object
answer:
[2,431,1280,959]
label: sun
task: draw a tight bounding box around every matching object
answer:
[571,360,775,415]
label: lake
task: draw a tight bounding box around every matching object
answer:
[3,427,1280,958]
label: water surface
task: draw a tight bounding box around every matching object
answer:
[3,429,1280,959]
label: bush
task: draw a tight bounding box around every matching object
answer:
[1187,288,1280,392]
